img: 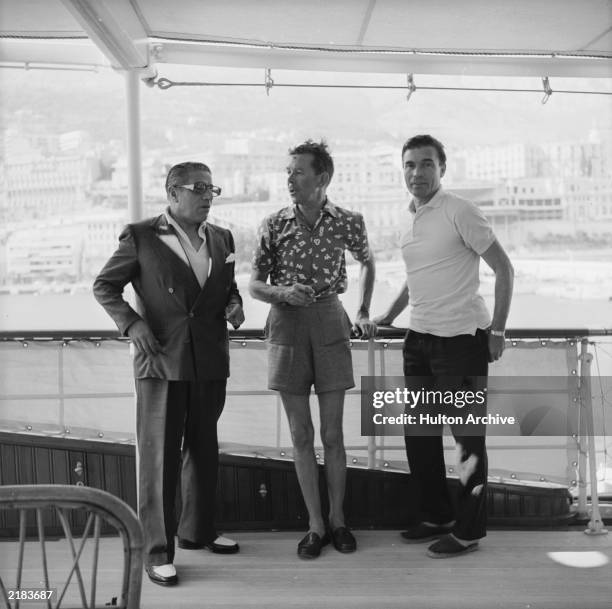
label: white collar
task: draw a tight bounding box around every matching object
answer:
[164,209,207,242]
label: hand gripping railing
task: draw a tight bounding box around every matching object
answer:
[0,485,143,609]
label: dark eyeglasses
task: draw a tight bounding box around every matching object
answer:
[175,182,222,197]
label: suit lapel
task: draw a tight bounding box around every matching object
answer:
[206,225,220,283]
[149,216,202,298]
[193,225,224,308]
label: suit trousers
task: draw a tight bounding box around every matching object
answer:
[135,378,226,567]
[402,329,489,541]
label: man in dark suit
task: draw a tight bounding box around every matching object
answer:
[93,161,244,586]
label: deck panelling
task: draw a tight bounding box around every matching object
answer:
[1,530,610,608]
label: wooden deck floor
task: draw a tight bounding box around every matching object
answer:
[1,528,611,609]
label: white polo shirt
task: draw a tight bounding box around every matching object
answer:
[401,188,495,337]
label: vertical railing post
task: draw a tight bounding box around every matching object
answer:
[275,393,282,451]
[367,338,377,469]
[576,357,588,518]
[378,341,387,465]
[573,337,588,518]
[125,70,143,223]
[58,342,65,433]
[579,340,608,535]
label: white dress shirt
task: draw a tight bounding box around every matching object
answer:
[160,210,211,288]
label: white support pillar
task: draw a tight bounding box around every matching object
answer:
[125,70,143,222]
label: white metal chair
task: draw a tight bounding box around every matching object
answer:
[0,484,143,608]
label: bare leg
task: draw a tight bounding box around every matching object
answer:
[318,390,347,529]
[280,392,325,536]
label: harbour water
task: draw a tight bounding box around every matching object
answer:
[1,269,611,332]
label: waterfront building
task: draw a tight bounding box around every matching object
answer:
[563,177,612,222]
[503,178,565,221]
[6,224,84,282]
[458,137,611,182]
[5,209,126,283]
[1,149,101,223]
[330,145,404,203]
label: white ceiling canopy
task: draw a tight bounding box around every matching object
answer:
[1,0,611,78]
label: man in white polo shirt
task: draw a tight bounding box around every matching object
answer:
[374,135,514,558]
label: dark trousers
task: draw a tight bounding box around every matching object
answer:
[403,329,489,541]
[135,378,226,567]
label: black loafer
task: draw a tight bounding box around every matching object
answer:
[178,537,240,554]
[427,534,479,558]
[297,531,330,559]
[330,526,357,553]
[145,566,178,587]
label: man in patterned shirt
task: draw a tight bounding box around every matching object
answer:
[250,140,376,559]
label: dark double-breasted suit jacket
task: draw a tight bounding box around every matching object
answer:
[93,214,242,380]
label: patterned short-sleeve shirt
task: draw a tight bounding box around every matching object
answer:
[252,199,371,297]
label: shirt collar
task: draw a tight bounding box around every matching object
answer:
[164,208,207,241]
[281,197,339,220]
[322,198,339,217]
[409,187,444,214]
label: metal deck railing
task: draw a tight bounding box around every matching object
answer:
[1,328,611,533]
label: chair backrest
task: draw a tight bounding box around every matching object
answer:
[0,484,143,609]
